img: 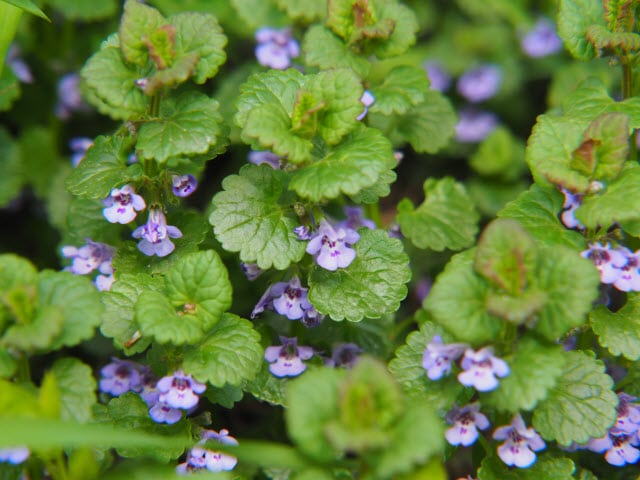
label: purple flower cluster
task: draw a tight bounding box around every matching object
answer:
[255,27,300,70]
[264,336,314,377]
[132,208,183,257]
[171,174,198,198]
[520,18,563,58]
[251,276,322,325]
[61,239,115,291]
[493,414,546,468]
[581,243,640,292]
[422,336,509,392]
[177,429,238,474]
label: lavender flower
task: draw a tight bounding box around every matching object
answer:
[336,206,376,231]
[240,262,264,281]
[457,65,502,103]
[0,447,29,464]
[455,108,499,143]
[559,188,584,230]
[149,400,183,425]
[325,343,362,369]
[521,18,563,58]
[580,242,627,285]
[612,248,640,292]
[356,90,375,121]
[6,45,33,84]
[95,274,115,292]
[306,219,360,271]
[102,184,146,224]
[611,393,640,435]
[251,277,313,320]
[172,174,198,198]
[458,347,509,392]
[445,403,490,447]
[264,336,314,377]
[177,429,238,474]
[248,150,281,169]
[301,306,325,328]
[156,369,206,410]
[55,73,90,119]
[588,433,640,466]
[69,137,94,167]
[493,414,546,468]
[423,60,451,92]
[99,358,143,396]
[255,27,300,70]
[422,335,468,380]
[61,239,114,276]
[294,225,311,240]
[132,208,183,257]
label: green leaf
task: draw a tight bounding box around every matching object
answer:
[424,250,503,344]
[50,358,96,423]
[397,177,479,252]
[576,162,640,229]
[65,135,141,199]
[38,271,104,350]
[388,321,465,411]
[203,384,244,409]
[101,273,158,355]
[469,127,527,182]
[0,254,38,291]
[348,168,396,204]
[119,0,168,66]
[46,0,117,20]
[586,24,640,52]
[371,91,457,154]
[532,351,617,446]
[137,92,228,163]
[0,67,21,113]
[286,367,344,463]
[289,126,396,201]
[302,25,371,78]
[498,184,586,249]
[209,164,306,270]
[2,305,64,351]
[63,197,123,246]
[0,349,16,379]
[0,127,22,207]
[135,250,232,344]
[276,0,325,22]
[1,0,48,19]
[169,12,227,83]
[182,313,262,387]
[245,361,288,406]
[590,293,640,360]
[483,336,566,412]
[309,229,411,322]
[18,127,64,198]
[478,454,575,480]
[370,65,430,116]
[558,0,605,60]
[229,0,288,29]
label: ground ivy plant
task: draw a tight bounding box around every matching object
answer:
[2,0,640,479]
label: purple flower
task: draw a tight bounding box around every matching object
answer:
[325,343,362,369]
[301,305,325,328]
[172,174,198,198]
[559,188,584,230]
[6,45,33,84]
[95,274,115,292]
[611,393,640,436]
[306,219,360,271]
[336,206,376,231]
[149,400,183,424]
[588,433,640,466]
[580,242,627,285]
[422,335,468,380]
[445,403,490,447]
[294,225,311,240]
[55,73,91,119]
[156,369,206,410]
[414,277,432,303]
[356,90,375,121]
[493,414,545,468]
[251,277,313,320]
[61,239,115,276]
[178,429,239,474]
[423,60,451,92]
[458,347,509,392]
[240,262,264,281]
[99,358,143,396]
[0,447,29,464]
[69,137,94,167]
[102,184,146,224]
[521,18,563,58]
[613,248,640,292]
[455,108,499,143]
[132,208,183,257]
[264,336,314,377]
[248,150,281,169]
[457,65,502,103]
[255,27,300,70]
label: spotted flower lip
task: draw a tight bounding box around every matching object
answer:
[102,184,146,224]
[132,208,183,257]
[264,336,314,377]
[306,219,360,271]
[588,433,640,466]
[156,369,206,410]
[457,347,509,392]
[148,400,183,425]
[177,429,239,474]
[255,27,300,70]
[493,413,545,468]
[172,174,198,198]
[445,403,490,447]
[422,335,468,380]
[611,393,640,436]
[456,65,502,103]
[251,276,314,320]
[612,247,640,292]
[580,242,628,285]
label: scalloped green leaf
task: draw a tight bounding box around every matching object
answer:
[586,24,640,51]
[119,0,168,66]
[302,25,371,78]
[65,136,141,200]
[137,92,227,163]
[424,249,503,345]
[397,177,479,252]
[229,0,288,29]
[308,229,411,322]
[388,321,465,411]
[483,336,566,413]
[478,454,575,480]
[370,65,430,116]
[289,126,395,201]
[532,351,617,446]
[276,0,325,22]
[498,184,586,249]
[51,358,96,423]
[209,164,306,270]
[348,168,396,204]
[2,305,64,351]
[136,290,203,345]
[0,254,37,292]
[591,293,640,360]
[558,0,605,60]
[469,127,527,182]
[182,313,262,387]
[245,361,288,407]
